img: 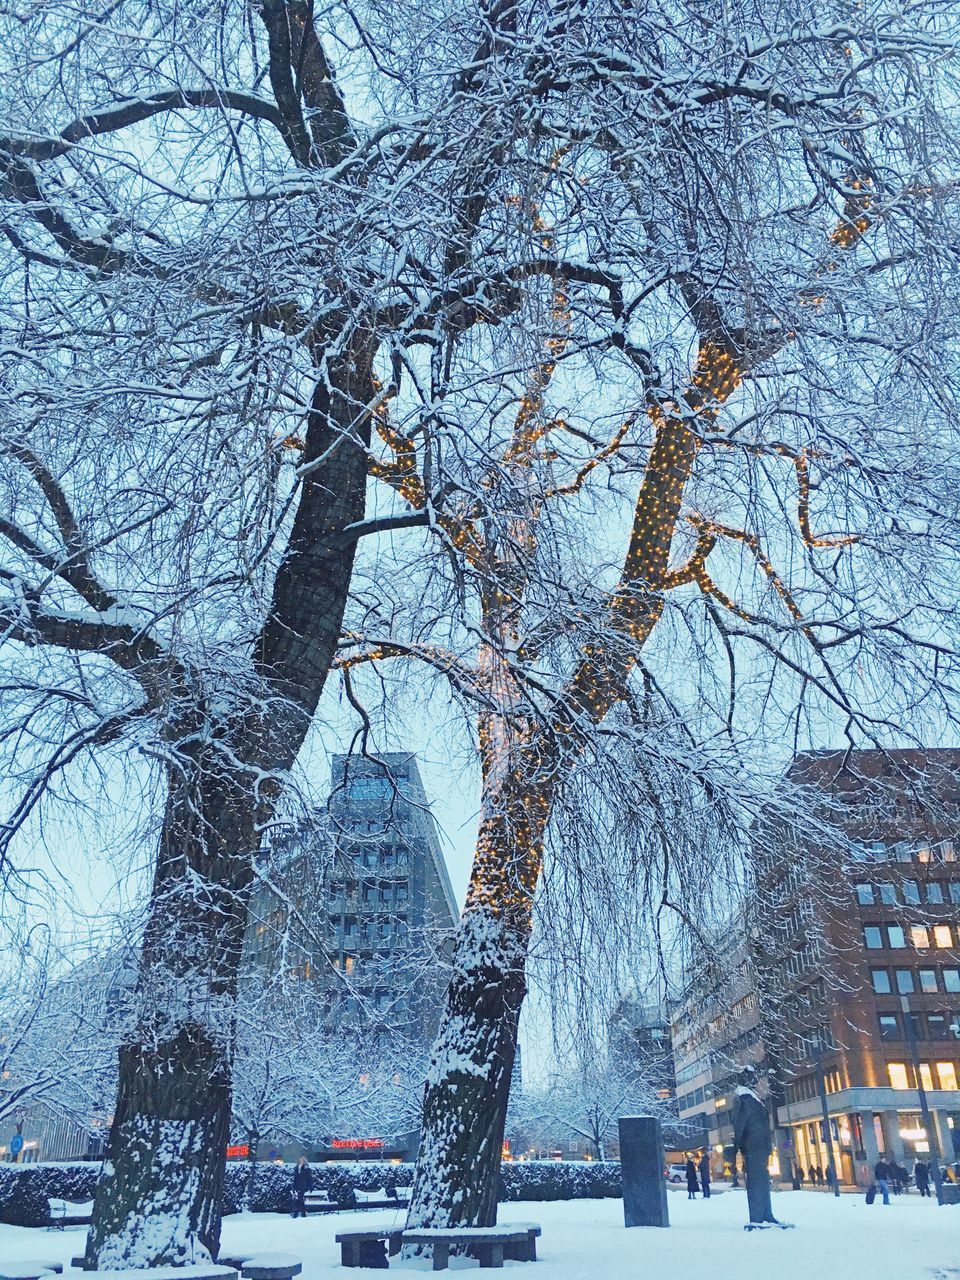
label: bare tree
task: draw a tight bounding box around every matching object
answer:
[0,0,595,1263]
[329,0,960,1229]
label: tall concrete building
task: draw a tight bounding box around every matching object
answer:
[245,751,459,1046]
[608,996,677,1103]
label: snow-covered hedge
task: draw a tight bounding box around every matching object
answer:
[500,1160,621,1201]
[0,1156,619,1225]
[0,1161,98,1226]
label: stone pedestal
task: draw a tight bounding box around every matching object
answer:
[618,1117,669,1228]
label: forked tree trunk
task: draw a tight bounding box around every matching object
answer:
[85,352,375,1268]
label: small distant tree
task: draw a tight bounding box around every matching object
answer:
[518,1061,661,1163]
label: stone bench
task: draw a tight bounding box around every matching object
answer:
[401,1224,541,1271]
[1,1265,64,1280]
[335,1228,403,1268]
[65,1270,236,1280]
[303,1192,339,1213]
[240,1255,302,1280]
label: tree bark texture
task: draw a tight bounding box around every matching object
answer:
[84,350,375,1267]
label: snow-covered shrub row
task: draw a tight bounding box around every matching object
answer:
[0,1161,98,1226]
[500,1160,621,1201]
[0,1156,619,1224]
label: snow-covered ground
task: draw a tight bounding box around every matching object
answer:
[1,1189,956,1279]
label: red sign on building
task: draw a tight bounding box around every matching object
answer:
[226,1144,250,1158]
[330,1138,385,1150]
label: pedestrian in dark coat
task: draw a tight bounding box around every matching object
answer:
[914,1159,930,1197]
[685,1157,699,1199]
[815,1164,824,1186]
[873,1158,891,1205]
[292,1156,313,1218]
[699,1152,711,1199]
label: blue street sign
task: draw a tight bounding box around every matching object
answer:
[10,1134,24,1155]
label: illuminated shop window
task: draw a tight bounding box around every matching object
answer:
[888,1063,911,1090]
[936,1062,958,1091]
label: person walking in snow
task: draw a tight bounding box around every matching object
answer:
[686,1157,699,1199]
[699,1151,711,1199]
[292,1155,313,1218]
[873,1157,891,1205]
[914,1159,930,1197]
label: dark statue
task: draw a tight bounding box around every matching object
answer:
[732,1069,778,1226]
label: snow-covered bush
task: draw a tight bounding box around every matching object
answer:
[0,1161,99,1225]
[500,1161,621,1202]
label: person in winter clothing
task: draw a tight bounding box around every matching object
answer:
[686,1158,699,1199]
[797,1166,806,1185]
[873,1158,891,1206]
[914,1159,930,1197]
[292,1156,313,1218]
[699,1152,711,1198]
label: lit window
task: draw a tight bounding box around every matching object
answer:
[864,926,883,949]
[879,883,898,905]
[345,955,355,974]
[944,970,960,993]
[942,842,956,863]
[920,1063,935,1091]
[918,845,933,864]
[871,969,891,994]
[919,969,938,993]
[937,1062,958,1090]
[896,969,915,994]
[878,1015,900,1041]
[934,925,953,948]
[903,882,921,905]
[888,1063,911,1089]
[888,925,906,949]
[856,883,875,905]
[912,926,930,949]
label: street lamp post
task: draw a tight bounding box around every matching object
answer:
[901,994,945,1206]
[815,1045,841,1198]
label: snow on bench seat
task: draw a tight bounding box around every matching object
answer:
[0,1266,60,1280]
[240,1255,302,1280]
[79,1267,238,1280]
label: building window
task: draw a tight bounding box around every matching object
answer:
[920,969,939,993]
[878,1014,900,1041]
[937,1062,959,1090]
[920,1062,935,1091]
[912,926,930,950]
[950,882,960,905]
[896,969,915,994]
[942,842,957,863]
[944,970,960,993]
[903,881,921,905]
[888,925,907,949]
[856,883,875,905]
[934,924,953,949]
[927,882,945,904]
[879,883,898,905]
[871,969,892,994]
[928,1015,948,1040]
[888,1063,911,1089]
[918,845,934,864]
[864,926,883,949]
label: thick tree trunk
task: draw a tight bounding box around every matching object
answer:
[84,766,256,1268]
[85,349,375,1268]
[407,771,547,1230]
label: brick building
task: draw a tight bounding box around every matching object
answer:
[756,749,960,1186]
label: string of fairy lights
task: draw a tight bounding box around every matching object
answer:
[337,159,879,926]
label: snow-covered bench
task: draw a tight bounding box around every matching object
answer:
[351,1186,410,1211]
[335,1226,403,1268]
[48,1197,94,1228]
[0,1263,64,1280]
[240,1255,302,1280]
[302,1188,338,1212]
[401,1223,541,1270]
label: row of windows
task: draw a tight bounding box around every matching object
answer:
[856,880,960,907]
[863,922,957,951]
[328,880,410,904]
[870,965,960,995]
[851,840,957,865]
[887,1061,960,1091]
[785,1070,843,1104]
[878,1010,960,1041]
